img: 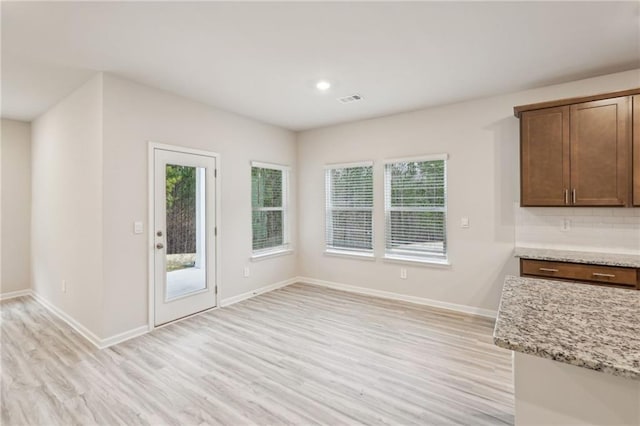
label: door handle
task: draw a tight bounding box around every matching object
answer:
[564,189,569,205]
[156,243,164,249]
[539,268,559,272]
[572,188,576,204]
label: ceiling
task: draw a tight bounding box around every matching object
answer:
[2,1,639,131]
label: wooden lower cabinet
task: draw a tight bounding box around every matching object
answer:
[520,259,639,289]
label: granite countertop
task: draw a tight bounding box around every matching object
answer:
[493,275,640,380]
[514,247,640,268]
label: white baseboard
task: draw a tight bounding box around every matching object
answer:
[31,291,103,348]
[30,291,149,349]
[0,288,32,301]
[26,276,300,349]
[297,276,497,318]
[99,325,149,349]
[220,277,298,307]
[14,275,494,353]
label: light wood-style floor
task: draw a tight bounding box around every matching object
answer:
[1,284,514,425]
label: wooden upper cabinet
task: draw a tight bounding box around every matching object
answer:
[520,106,570,206]
[570,97,630,207]
[516,88,638,208]
[634,96,640,206]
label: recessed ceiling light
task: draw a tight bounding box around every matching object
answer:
[316,80,331,91]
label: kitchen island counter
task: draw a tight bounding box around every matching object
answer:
[494,275,640,425]
[494,275,639,379]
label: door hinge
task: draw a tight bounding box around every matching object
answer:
[214,169,217,178]
[214,227,217,237]
[215,285,218,295]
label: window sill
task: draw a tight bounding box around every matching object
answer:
[324,249,376,261]
[250,248,293,262]
[383,255,451,268]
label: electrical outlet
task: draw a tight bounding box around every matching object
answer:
[461,217,470,228]
[61,280,67,293]
[561,218,571,232]
[400,268,407,279]
[243,267,250,278]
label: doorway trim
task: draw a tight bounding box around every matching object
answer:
[147,142,222,331]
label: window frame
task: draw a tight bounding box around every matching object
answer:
[250,161,291,258]
[324,161,375,258]
[383,154,449,265]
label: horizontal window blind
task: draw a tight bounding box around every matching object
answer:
[384,159,447,260]
[252,165,289,252]
[325,164,373,253]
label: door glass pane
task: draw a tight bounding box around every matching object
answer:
[165,164,206,300]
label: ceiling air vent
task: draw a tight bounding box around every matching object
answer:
[337,94,363,104]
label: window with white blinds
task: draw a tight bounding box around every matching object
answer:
[384,155,447,261]
[325,162,374,254]
[251,162,289,254]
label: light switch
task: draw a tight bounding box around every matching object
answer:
[134,221,144,234]
[461,217,470,228]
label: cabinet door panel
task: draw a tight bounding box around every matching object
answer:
[633,96,640,206]
[520,106,570,206]
[570,97,630,206]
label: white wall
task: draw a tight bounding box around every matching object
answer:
[31,75,104,335]
[297,69,640,313]
[101,74,297,337]
[24,67,640,339]
[1,119,31,294]
[515,206,640,254]
[28,72,297,340]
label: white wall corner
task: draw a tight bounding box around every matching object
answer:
[29,291,149,349]
[30,291,103,348]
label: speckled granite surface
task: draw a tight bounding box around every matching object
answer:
[514,247,640,268]
[494,275,640,380]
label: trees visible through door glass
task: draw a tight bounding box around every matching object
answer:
[165,164,207,299]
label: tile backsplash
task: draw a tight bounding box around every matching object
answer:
[515,204,640,254]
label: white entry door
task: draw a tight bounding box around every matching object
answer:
[153,147,217,326]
